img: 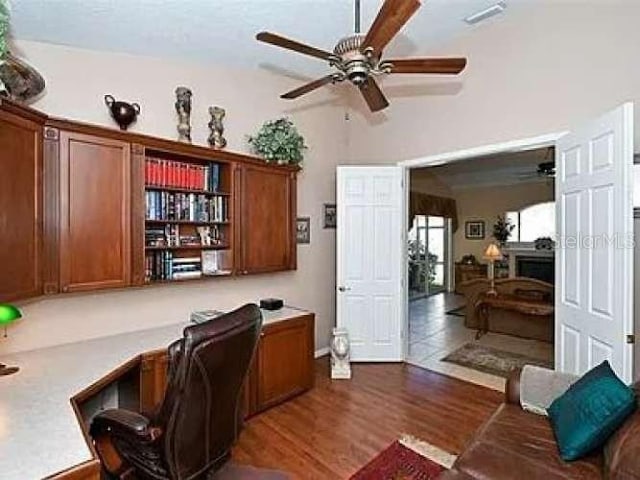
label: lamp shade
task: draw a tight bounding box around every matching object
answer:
[0,304,22,326]
[483,243,503,261]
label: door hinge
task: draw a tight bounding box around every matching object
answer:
[626,334,635,344]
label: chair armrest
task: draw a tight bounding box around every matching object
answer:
[505,368,522,405]
[90,409,160,441]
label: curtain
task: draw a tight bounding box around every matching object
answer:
[409,191,459,232]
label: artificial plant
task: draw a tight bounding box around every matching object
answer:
[0,0,9,93]
[492,214,515,246]
[248,118,307,166]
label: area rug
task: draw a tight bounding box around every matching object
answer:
[445,305,466,317]
[441,343,553,378]
[350,435,456,480]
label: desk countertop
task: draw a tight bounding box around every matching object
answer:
[0,306,308,480]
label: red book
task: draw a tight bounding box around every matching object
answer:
[170,161,178,188]
[199,166,205,190]
[189,165,197,190]
[151,159,158,186]
[181,163,188,188]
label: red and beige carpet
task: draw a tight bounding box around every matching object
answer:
[350,435,456,480]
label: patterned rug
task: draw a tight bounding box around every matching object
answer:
[441,343,553,378]
[350,435,456,480]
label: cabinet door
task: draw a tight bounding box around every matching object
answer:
[256,315,314,411]
[0,109,43,301]
[139,350,169,416]
[59,131,131,292]
[237,165,296,274]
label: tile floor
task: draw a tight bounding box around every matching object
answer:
[407,292,554,391]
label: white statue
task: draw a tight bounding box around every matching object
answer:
[196,226,211,246]
[330,327,351,379]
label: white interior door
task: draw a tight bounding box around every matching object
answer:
[337,166,404,361]
[556,103,634,382]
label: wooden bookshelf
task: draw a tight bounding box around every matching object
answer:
[143,147,233,284]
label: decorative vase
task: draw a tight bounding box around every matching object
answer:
[175,86,192,143]
[104,95,140,131]
[0,53,45,103]
[207,106,227,149]
[330,327,351,379]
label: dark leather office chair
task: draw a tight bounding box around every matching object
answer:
[90,304,263,480]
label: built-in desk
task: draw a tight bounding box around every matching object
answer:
[0,307,314,480]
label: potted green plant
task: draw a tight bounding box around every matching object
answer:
[248,118,307,166]
[0,0,8,94]
[493,214,515,247]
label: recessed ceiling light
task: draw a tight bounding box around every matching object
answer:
[464,2,507,25]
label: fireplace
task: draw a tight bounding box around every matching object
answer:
[516,256,554,284]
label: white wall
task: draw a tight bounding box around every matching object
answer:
[2,40,348,354]
[347,1,640,164]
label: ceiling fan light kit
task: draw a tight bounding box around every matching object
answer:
[256,0,468,112]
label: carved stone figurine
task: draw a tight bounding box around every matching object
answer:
[175,86,192,143]
[208,106,227,149]
[196,226,211,246]
[330,327,352,380]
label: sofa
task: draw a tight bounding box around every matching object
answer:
[457,277,554,342]
[439,368,640,479]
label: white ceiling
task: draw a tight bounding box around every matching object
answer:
[416,147,555,189]
[8,0,531,77]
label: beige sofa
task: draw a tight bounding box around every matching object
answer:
[457,277,554,342]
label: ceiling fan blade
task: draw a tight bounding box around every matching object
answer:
[281,75,337,99]
[358,77,389,112]
[385,57,467,74]
[256,32,334,61]
[361,0,421,56]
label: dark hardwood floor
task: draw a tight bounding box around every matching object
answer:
[232,358,502,479]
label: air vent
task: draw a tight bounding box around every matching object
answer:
[464,2,507,25]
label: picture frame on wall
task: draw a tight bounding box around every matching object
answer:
[296,217,311,244]
[465,220,485,240]
[323,203,336,229]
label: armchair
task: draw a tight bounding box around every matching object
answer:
[90,303,263,480]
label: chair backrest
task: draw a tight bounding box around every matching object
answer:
[156,303,263,480]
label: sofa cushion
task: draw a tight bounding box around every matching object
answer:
[548,361,636,461]
[452,404,602,480]
[603,383,640,479]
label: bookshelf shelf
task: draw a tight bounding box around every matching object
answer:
[145,245,230,251]
[144,185,231,197]
[145,219,230,226]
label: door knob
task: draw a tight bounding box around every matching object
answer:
[338,286,351,292]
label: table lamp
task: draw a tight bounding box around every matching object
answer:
[483,243,503,296]
[0,304,22,376]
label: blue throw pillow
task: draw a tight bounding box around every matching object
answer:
[548,360,636,461]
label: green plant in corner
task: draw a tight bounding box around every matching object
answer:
[0,0,9,94]
[493,214,515,247]
[248,118,307,166]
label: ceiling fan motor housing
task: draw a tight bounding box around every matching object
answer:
[333,34,376,85]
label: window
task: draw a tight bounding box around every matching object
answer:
[506,201,555,243]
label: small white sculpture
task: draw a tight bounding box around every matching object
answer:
[196,226,211,246]
[331,327,351,379]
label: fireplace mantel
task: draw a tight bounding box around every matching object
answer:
[504,244,554,279]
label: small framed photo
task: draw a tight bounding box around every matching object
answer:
[465,220,485,240]
[323,203,337,229]
[296,217,311,244]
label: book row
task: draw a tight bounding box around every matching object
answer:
[145,251,229,282]
[145,225,224,248]
[145,157,222,192]
[145,191,229,223]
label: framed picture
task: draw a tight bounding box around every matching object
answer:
[465,220,485,240]
[296,217,311,244]
[323,203,336,229]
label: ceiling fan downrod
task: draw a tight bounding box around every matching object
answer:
[355,0,361,34]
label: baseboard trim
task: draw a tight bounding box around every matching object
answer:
[314,347,330,358]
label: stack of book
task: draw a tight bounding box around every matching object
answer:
[145,192,228,223]
[145,253,203,281]
[145,157,221,192]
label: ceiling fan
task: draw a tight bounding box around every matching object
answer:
[515,148,556,180]
[256,0,468,112]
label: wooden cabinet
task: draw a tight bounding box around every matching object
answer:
[0,106,44,302]
[58,131,132,292]
[139,349,169,416]
[236,164,296,274]
[454,262,488,293]
[138,314,315,418]
[255,314,314,412]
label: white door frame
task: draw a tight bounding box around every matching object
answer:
[397,131,567,360]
